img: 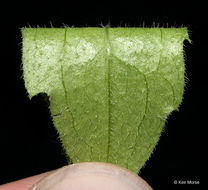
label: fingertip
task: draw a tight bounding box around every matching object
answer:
[0,171,53,190]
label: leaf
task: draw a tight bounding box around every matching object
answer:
[22,27,190,173]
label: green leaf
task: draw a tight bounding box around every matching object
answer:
[22,27,190,173]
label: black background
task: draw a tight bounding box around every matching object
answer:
[0,1,206,189]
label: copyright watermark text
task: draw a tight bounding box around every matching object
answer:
[173,180,200,185]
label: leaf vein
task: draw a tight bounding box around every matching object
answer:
[60,28,93,153]
[105,27,112,162]
[126,74,149,168]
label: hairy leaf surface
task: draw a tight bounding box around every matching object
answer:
[22,27,190,173]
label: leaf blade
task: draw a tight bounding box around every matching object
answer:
[22,27,190,173]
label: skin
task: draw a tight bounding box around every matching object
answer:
[0,171,53,190]
[0,163,153,190]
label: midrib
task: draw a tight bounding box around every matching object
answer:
[105,27,112,162]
